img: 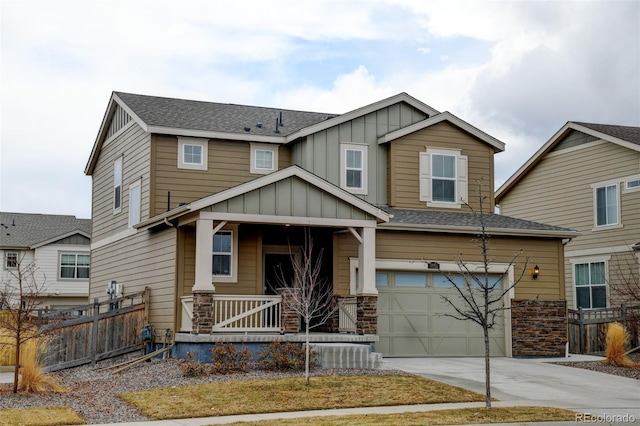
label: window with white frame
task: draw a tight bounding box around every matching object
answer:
[129,179,141,227]
[340,143,367,194]
[574,261,607,309]
[212,230,233,277]
[250,143,278,174]
[593,183,619,227]
[60,253,90,279]
[625,178,640,192]
[5,252,17,269]
[178,137,208,171]
[419,148,468,208]
[113,157,123,213]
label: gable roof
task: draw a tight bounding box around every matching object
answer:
[85,91,441,175]
[496,121,640,201]
[377,111,505,152]
[137,165,390,229]
[0,212,91,249]
[381,207,577,238]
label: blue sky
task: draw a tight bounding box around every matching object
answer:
[1,0,639,219]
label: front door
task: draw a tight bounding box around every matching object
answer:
[264,253,296,295]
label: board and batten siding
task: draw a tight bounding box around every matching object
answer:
[498,140,640,307]
[388,121,495,212]
[150,135,292,216]
[291,103,428,206]
[334,230,564,300]
[91,122,151,242]
[89,228,177,333]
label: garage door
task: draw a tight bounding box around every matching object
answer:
[376,271,506,357]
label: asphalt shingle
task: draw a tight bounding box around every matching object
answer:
[574,122,640,146]
[0,212,91,249]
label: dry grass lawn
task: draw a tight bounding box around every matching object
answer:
[0,406,84,426]
[119,374,485,420]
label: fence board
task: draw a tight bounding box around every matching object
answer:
[568,305,640,354]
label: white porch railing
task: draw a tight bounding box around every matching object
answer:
[180,295,282,333]
[338,297,357,333]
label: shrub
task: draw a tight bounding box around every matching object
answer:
[258,341,317,371]
[603,322,638,368]
[18,339,65,393]
[210,342,251,374]
[179,352,209,377]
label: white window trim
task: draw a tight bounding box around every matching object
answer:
[128,179,142,227]
[340,142,368,195]
[591,180,622,231]
[5,251,18,269]
[212,224,238,283]
[250,142,278,174]
[569,255,610,309]
[178,137,208,171]
[420,147,467,209]
[113,156,123,214]
[623,174,640,193]
[58,252,90,281]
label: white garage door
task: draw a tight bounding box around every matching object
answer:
[377,271,506,357]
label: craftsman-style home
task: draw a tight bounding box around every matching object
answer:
[85,91,576,361]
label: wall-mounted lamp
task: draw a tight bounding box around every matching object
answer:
[532,265,540,279]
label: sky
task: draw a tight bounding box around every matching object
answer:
[1,0,639,219]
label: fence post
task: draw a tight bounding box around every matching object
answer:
[90,298,100,366]
[578,307,584,354]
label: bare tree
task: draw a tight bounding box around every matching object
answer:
[610,251,640,348]
[437,181,529,409]
[0,256,51,393]
[274,228,338,385]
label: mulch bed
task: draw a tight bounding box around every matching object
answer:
[552,351,640,380]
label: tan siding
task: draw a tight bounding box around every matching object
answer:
[389,121,495,212]
[334,230,564,300]
[91,124,151,241]
[89,228,177,332]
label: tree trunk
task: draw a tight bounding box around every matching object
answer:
[13,331,20,394]
[305,319,310,385]
[484,325,491,409]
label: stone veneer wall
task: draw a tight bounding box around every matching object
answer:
[278,288,301,333]
[511,299,567,357]
[192,291,215,334]
[356,295,377,335]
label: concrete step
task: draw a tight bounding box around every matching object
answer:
[311,343,382,369]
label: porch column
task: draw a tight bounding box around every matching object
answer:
[357,226,377,295]
[192,218,214,335]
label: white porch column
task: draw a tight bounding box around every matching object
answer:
[193,218,215,292]
[357,226,377,295]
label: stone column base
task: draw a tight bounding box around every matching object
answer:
[278,288,300,334]
[192,290,215,334]
[357,295,377,335]
[511,299,567,357]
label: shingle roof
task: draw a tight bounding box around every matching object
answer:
[0,212,91,249]
[115,92,337,137]
[381,207,576,236]
[573,122,640,146]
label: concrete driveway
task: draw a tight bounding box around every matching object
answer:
[382,355,640,422]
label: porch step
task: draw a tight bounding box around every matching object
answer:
[311,343,382,369]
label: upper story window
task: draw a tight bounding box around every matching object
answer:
[624,176,640,192]
[250,143,278,174]
[60,253,90,279]
[340,143,367,195]
[591,182,620,229]
[419,148,468,208]
[129,179,141,227]
[5,252,17,269]
[574,260,607,309]
[178,137,208,171]
[113,157,123,214]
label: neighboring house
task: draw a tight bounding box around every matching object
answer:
[496,122,640,310]
[0,212,91,308]
[85,91,577,358]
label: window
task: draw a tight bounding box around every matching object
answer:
[129,179,141,227]
[5,252,17,269]
[593,183,619,227]
[419,148,468,208]
[250,143,278,174]
[212,231,232,277]
[60,253,90,279]
[574,261,607,309]
[113,157,122,213]
[178,137,208,170]
[340,143,367,194]
[625,178,640,192]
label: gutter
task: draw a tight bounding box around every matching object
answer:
[378,222,579,239]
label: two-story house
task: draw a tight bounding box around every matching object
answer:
[496,122,640,311]
[85,92,576,359]
[1,212,91,308]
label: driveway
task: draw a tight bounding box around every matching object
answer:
[382,355,640,422]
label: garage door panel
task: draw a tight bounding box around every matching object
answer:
[430,315,468,333]
[389,336,430,356]
[393,293,429,310]
[430,336,470,355]
[391,314,429,333]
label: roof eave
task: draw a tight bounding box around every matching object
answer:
[30,230,92,249]
[145,125,287,144]
[379,222,578,238]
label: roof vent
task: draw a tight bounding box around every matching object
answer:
[325,115,335,120]
[256,122,263,128]
[274,117,280,134]
[244,126,251,132]
[278,111,284,127]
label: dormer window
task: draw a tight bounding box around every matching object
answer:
[340,143,368,195]
[419,148,468,208]
[178,137,208,171]
[250,143,278,174]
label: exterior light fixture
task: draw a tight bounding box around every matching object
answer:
[532,265,540,279]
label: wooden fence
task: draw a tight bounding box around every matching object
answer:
[36,288,149,372]
[568,305,640,354]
